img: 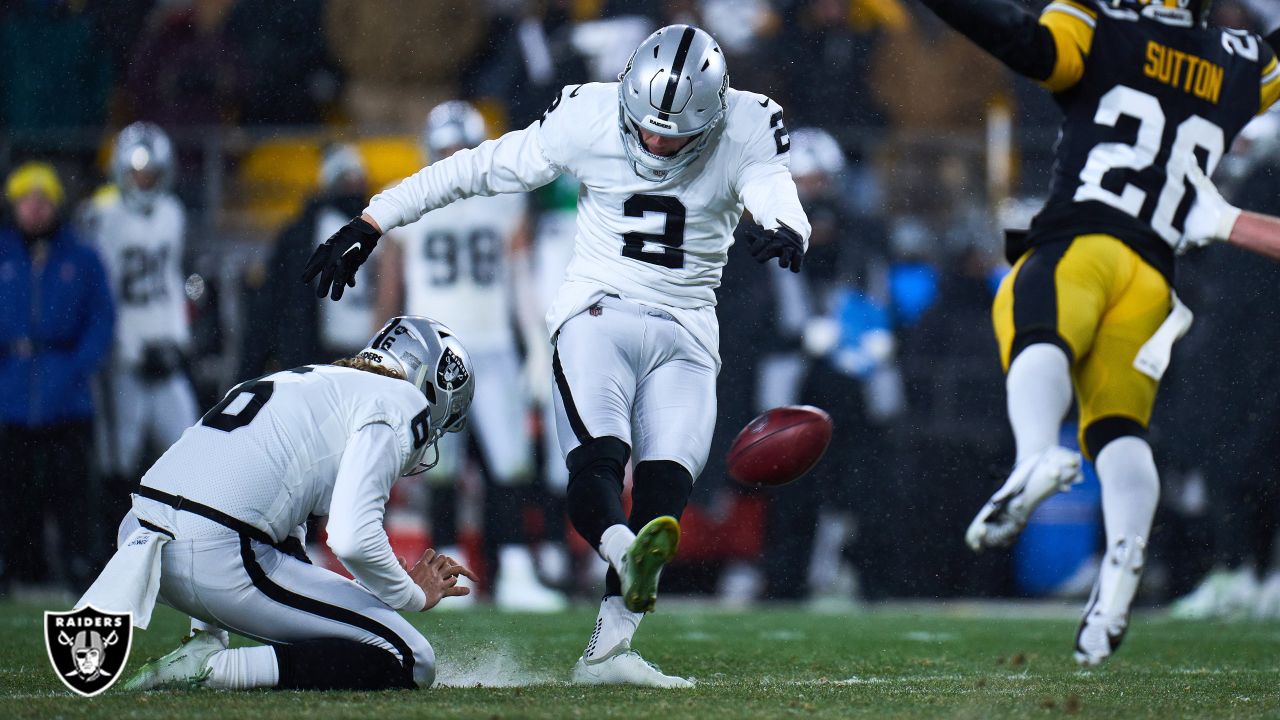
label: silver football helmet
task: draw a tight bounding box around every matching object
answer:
[422,100,486,160]
[111,122,175,212]
[618,24,728,182]
[788,128,846,180]
[358,316,476,473]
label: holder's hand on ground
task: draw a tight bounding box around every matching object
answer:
[301,215,382,300]
[410,548,479,611]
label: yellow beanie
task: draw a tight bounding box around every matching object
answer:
[5,162,65,207]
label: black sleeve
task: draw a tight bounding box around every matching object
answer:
[915,0,1059,81]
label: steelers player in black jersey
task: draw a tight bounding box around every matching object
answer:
[913,0,1280,665]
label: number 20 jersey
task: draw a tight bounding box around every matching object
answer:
[1027,1,1280,280]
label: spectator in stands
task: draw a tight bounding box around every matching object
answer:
[228,0,341,126]
[239,145,374,379]
[324,0,487,131]
[0,162,114,594]
[0,0,111,133]
[467,0,590,128]
[126,0,246,126]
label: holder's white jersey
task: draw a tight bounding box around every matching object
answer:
[82,188,189,365]
[365,82,810,365]
[133,365,434,610]
[390,193,526,353]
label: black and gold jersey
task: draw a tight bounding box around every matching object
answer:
[1023,0,1280,280]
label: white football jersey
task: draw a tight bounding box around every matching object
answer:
[82,189,189,365]
[390,192,526,353]
[315,206,376,354]
[365,82,810,365]
[133,365,432,545]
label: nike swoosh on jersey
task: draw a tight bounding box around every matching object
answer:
[758,99,769,107]
[570,85,584,98]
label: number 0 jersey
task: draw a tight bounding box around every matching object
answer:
[1022,0,1280,280]
[133,365,431,546]
[365,83,811,365]
[390,193,526,353]
[80,188,189,365]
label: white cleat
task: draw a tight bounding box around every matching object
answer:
[966,446,1082,551]
[122,630,223,691]
[1073,608,1127,667]
[571,641,694,688]
[495,545,568,613]
[1169,567,1259,620]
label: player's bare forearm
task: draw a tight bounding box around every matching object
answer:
[914,0,1057,81]
[1228,211,1280,262]
[362,212,382,234]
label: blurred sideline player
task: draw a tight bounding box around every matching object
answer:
[304,25,811,686]
[78,316,478,691]
[239,145,377,379]
[374,101,566,612]
[81,123,198,521]
[915,0,1280,664]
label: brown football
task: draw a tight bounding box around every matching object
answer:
[726,405,833,487]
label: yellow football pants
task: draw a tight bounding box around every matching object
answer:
[992,234,1171,459]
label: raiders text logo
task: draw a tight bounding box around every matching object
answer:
[45,606,133,697]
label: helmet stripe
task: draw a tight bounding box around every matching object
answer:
[657,26,697,121]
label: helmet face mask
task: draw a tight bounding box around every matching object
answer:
[359,316,476,473]
[617,25,728,182]
[111,122,174,212]
[1116,0,1214,26]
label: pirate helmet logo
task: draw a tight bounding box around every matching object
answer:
[44,606,132,697]
[436,347,470,392]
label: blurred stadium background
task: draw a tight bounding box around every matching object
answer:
[2,0,1279,621]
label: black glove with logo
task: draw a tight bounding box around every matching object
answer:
[744,220,804,272]
[300,216,381,301]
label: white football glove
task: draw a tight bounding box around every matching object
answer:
[1180,162,1242,253]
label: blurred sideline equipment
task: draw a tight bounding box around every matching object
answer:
[727,406,834,487]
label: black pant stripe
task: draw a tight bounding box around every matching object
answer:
[552,347,593,444]
[1011,239,1075,364]
[237,535,416,674]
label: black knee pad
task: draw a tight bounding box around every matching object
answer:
[1082,416,1147,460]
[566,436,631,479]
[274,639,415,690]
[630,460,694,530]
[565,436,631,548]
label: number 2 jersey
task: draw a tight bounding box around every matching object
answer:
[390,193,526,354]
[364,83,811,366]
[81,188,189,365]
[1023,0,1280,280]
[132,365,433,608]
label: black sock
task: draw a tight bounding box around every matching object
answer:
[274,639,416,690]
[565,437,631,549]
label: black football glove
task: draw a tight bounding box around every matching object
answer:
[300,216,381,301]
[745,220,804,272]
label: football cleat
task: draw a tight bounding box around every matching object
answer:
[622,516,680,613]
[1252,570,1280,619]
[966,446,1082,552]
[122,629,223,691]
[1073,536,1145,667]
[571,641,693,688]
[494,545,568,613]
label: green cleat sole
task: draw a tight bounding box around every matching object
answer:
[623,516,680,613]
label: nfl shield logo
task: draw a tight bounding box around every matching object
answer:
[44,606,133,697]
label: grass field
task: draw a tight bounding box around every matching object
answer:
[1,600,1277,719]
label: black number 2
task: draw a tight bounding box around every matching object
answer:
[620,194,686,269]
[770,111,790,155]
[201,380,274,432]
